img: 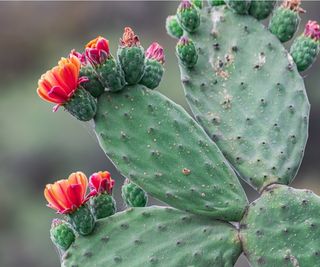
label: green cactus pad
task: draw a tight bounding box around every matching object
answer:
[208,0,225,6]
[291,35,320,72]
[62,206,242,267]
[192,0,203,9]
[177,2,201,33]
[80,65,105,98]
[50,220,75,251]
[90,193,116,219]
[166,15,184,39]
[269,7,300,43]
[122,180,148,207]
[225,0,251,15]
[67,204,95,236]
[63,88,97,121]
[176,38,198,68]
[117,46,145,85]
[176,6,309,191]
[241,184,320,267]
[249,0,276,20]
[96,58,126,92]
[94,84,247,221]
[139,59,164,89]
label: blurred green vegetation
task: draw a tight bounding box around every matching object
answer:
[0,2,319,267]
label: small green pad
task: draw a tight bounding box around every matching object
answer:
[241,185,320,267]
[177,6,310,191]
[94,85,247,221]
[62,206,242,267]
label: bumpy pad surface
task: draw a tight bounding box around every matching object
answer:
[179,6,309,191]
[62,206,242,267]
[94,85,247,221]
[241,185,320,267]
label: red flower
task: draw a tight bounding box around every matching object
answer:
[119,27,140,47]
[44,172,89,214]
[69,49,87,66]
[89,171,114,196]
[304,20,320,41]
[37,56,88,111]
[85,36,110,65]
[146,42,165,64]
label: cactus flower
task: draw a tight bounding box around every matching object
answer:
[37,56,88,111]
[44,172,89,214]
[179,0,192,10]
[118,27,145,84]
[89,171,114,196]
[85,36,111,66]
[146,42,165,64]
[282,0,305,13]
[304,20,320,41]
[119,27,140,47]
[69,49,87,66]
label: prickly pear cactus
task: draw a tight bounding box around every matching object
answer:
[36,1,320,266]
[62,207,242,267]
[170,0,310,191]
[241,185,320,266]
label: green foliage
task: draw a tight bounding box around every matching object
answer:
[94,85,247,221]
[241,185,320,266]
[62,207,242,267]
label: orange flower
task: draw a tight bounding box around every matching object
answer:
[89,171,114,196]
[44,172,89,214]
[119,27,140,47]
[85,36,110,65]
[37,56,86,111]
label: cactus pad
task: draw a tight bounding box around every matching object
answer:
[94,84,247,221]
[241,184,320,267]
[269,7,300,43]
[62,206,242,267]
[122,180,148,207]
[90,193,116,219]
[249,0,275,20]
[176,6,309,191]
[63,88,97,121]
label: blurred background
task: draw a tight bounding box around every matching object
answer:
[0,1,319,267]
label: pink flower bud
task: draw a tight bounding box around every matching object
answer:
[304,20,320,41]
[146,42,165,64]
